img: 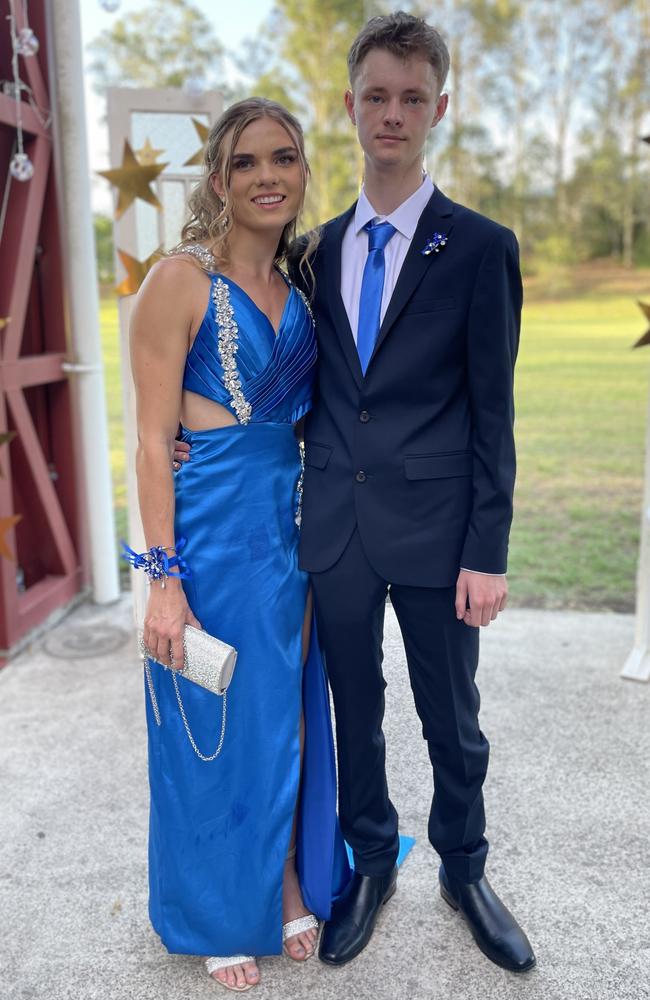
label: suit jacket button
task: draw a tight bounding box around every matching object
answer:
[359,410,370,423]
[355,471,367,483]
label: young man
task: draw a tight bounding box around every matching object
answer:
[290,12,535,973]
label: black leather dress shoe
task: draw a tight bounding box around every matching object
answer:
[439,865,536,973]
[319,867,397,966]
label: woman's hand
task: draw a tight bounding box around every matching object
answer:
[143,579,202,668]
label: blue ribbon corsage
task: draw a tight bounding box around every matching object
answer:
[421,232,448,256]
[121,536,191,586]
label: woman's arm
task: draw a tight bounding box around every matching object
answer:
[130,258,202,666]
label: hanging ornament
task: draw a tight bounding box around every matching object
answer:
[97,139,168,219]
[183,117,210,167]
[16,26,39,57]
[9,152,34,182]
[6,0,32,183]
[115,247,162,297]
[99,0,121,11]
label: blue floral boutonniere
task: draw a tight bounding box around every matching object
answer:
[421,232,448,256]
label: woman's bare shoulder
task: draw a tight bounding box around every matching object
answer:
[150,252,212,283]
[136,252,210,307]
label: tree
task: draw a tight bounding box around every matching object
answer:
[404,1,516,221]
[566,0,650,266]
[241,0,368,227]
[87,0,225,94]
[609,0,650,267]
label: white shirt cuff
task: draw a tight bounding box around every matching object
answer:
[460,568,506,576]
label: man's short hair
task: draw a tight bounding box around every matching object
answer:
[347,11,450,92]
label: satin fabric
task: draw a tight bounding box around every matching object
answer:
[183,275,316,424]
[145,274,350,956]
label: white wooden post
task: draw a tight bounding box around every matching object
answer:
[48,0,120,604]
[622,383,650,681]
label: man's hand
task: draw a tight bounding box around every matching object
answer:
[455,570,508,627]
[172,438,191,470]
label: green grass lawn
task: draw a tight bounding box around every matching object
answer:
[101,276,650,611]
[100,297,128,550]
[510,291,648,610]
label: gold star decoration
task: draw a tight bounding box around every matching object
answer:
[136,137,166,165]
[633,301,650,349]
[115,247,163,297]
[0,316,10,330]
[98,140,169,220]
[0,514,22,561]
[0,431,16,478]
[183,117,210,167]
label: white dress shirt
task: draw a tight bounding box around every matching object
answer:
[339,174,503,578]
[341,173,435,341]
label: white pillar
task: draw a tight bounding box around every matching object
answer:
[47,0,120,604]
[622,382,650,682]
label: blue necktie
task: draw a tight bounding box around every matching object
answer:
[356,221,397,374]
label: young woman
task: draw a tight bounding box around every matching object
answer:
[129,97,350,992]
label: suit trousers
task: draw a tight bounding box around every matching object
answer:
[310,528,490,884]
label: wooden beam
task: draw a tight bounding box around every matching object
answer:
[0,94,49,138]
[0,394,19,649]
[17,570,82,624]
[0,136,51,360]
[0,354,66,390]
[6,387,77,575]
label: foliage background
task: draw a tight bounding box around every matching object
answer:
[89,0,650,609]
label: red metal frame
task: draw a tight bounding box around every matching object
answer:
[0,0,84,656]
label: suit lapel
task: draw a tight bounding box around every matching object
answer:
[369,187,455,366]
[320,203,363,390]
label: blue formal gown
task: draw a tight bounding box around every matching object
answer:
[144,268,351,957]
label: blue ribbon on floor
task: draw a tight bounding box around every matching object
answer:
[345,835,416,870]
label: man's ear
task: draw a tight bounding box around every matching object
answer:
[431,91,449,129]
[344,89,356,125]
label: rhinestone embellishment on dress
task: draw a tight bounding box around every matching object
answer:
[295,441,305,527]
[175,242,219,270]
[212,278,252,425]
[295,286,314,324]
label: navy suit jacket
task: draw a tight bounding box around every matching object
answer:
[289,186,522,588]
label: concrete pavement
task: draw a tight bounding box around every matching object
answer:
[1,597,649,1000]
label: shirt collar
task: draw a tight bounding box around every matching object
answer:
[354,173,435,239]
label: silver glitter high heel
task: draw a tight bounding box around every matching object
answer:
[283,846,319,961]
[205,956,258,992]
[283,914,319,959]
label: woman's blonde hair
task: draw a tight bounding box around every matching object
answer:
[178,97,319,289]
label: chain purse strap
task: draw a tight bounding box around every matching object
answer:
[142,649,228,763]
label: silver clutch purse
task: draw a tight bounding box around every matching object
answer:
[138,624,238,763]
